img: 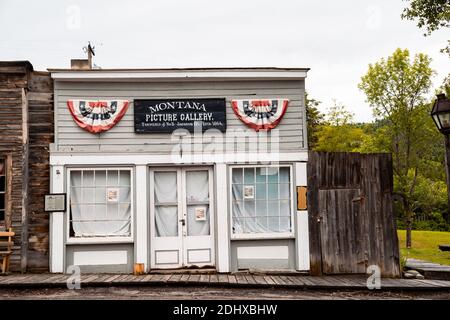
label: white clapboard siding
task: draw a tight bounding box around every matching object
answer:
[54,80,306,154]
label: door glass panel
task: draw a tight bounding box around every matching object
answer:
[154,171,178,237]
[155,205,178,237]
[186,171,210,236]
[187,205,210,236]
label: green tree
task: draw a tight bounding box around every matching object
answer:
[314,101,369,152]
[305,92,324,150]
[358,48,435,248]
[401,0,450,35]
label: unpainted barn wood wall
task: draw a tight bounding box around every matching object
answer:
[0,61,53,272]
[27,71,53,272]
[307,152,400,277]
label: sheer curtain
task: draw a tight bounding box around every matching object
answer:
[70,170,131,237]
[186,171,210,236]
[154,171,178,237]
[232,167,291,234]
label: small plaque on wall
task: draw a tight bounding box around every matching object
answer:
[44,193,66,212]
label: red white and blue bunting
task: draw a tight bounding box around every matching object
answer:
[67,100,129,133]
[231,99,289,131]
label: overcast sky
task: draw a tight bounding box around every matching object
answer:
[0,0,448,122]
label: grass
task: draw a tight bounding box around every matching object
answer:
[398,230,450,266]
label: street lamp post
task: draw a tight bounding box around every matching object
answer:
[431,93,450,223]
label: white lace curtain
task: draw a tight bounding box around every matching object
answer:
[70,170,131,237]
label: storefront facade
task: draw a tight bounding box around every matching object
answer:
[48,68,310,273]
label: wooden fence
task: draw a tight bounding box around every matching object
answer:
[307,152,401,277]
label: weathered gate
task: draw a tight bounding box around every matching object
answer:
[307,152,400,277]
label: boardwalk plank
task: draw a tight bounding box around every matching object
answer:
[244,275,257,285]
[180,274,190,282]
[263,276,276,286]
[111,275,131,283]
[199,274,210,283]
[286,276,305,286]
[227,275,237,284]
[270,276,286,286]
[188,274,200,282]
[168,274,183,283]
[235,275,248,285]
[103,274,122,283]
[42,274,68,284]
[218,274,228,284]
[253,275,267,285]
[209,274,219,284]
[141,274,154,282]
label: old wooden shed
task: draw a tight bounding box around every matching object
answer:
[0,61,53,272]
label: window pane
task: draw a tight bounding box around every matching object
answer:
[279,167,290,183]
[155,205,178,237]
[119,170,131,186]
[233,217,244,234]
[82,188,95,204]
[187,205,210,236]
[107,170,119,186]
[255,183,266,200]
[267,167,279,183]
[280,200,290,215]
[95,187,107,203]
[0,160,4,175]
[95,204,107,220]
[154,171,177,203]
[256,200,267,216]
[0,176,4,192]
[280,216,291,232]
[107,203,118,218]
[95,171,106,186]
[83,171,94,186]
[71,171,82,187]
[256,216,268,230]
[0,210,4,221]
[280,183,290,199]
[268,184,278,199]
[186,171,209,202]
[268,217,279,233]
[119,187,131,202]
[0,194,4,210]
[256,167,267,183]
[244,200,255,217]
[232,184,243,201]
[267,200,279,216]
[232,168,243,184]
[244,168,254,184]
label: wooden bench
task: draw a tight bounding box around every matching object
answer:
[0,228,14,274]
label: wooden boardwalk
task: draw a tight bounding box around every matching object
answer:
[0,273,450,291]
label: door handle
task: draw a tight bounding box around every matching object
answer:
[179,219,186,226]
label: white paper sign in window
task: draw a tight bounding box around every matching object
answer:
[195,207,206,221]
[107,188,119,203]
[243,185,254,199]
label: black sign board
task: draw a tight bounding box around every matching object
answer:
[134,98,227,133]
